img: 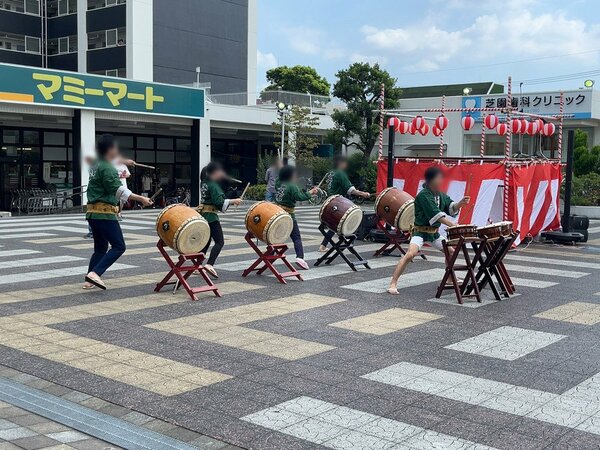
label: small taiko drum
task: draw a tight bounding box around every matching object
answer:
[320,195,363,236]
[375,187,415,231]
[446,224,478,242]
[499,221,514,237]
[156,204,210,254]
[245,201,293,245]
[478,223,504,241]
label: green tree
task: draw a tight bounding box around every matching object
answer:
[573,129,600,176]
[273,106,321,165]
[264,65,330,96]
[331,63,402,159]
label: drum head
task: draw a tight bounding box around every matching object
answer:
[374,187,393,213]
[397,201,415,231]
[340,207,363,236]
[174,217,210,254]
[265,213,293,245]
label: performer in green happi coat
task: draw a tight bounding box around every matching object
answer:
[198,162,242,278]
[387,166,470,295]
[319,155,371,252]
[274,165,319,270]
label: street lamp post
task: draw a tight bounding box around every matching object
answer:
[276,102,292,161]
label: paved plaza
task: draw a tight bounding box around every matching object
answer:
[0,206,599,449]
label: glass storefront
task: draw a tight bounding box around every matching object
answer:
[0,127,73,210]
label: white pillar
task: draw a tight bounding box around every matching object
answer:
[76,0,87,72]
[246,0,258,105]
[126,0,154,81]
[199,118,211,202]
[80,110,96,205]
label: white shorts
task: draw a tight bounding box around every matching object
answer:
[410,235,445,251]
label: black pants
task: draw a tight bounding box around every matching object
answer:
[290,219,304,259]
[321,229,335,246]
[201,221,224,266]
[87,219,126,276]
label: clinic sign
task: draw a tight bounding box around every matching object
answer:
[0,63,205,119]
[462,90,592,120]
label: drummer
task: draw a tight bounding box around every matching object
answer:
[387,166,469,295]
[275,165,319,270]
[319,155,371,252]
[198,162,242,278]
[84,135,153,290]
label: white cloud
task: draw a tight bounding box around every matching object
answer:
[257,50,278,70]
[360,5,600,72]
[349,53,388,66]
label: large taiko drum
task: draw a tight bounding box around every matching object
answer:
[245,201,293,245]
[375,187,415,231]
[319,195,363,236]
[156,204,210,254]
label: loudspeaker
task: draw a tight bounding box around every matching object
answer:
[562,214,589,230]
[356,212,378,240]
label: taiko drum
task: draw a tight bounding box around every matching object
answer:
[319,195,363,236]
[375,187,415,231]
[245,201,293,245]
[156,204,210,254]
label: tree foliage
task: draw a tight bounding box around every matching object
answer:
[264,65,330,96]
[573,129,600,176]
[331,63,402,158]
[273,106,321,165]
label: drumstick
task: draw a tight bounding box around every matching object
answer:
[235,182,251,209]
[149,188,163,201]
[227,176,242,184]
[133,162,156,170]
[316,174,328,189]
[460,174,475,219]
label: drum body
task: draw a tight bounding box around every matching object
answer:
[478,223,504,241]
[446,224,478,242]
[319,195,363,236]
[499,221,514,237]
[156,204,210,254]
[245,201,293,245]
[375,187,415,231]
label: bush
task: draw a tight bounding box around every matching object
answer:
[311,157,332,183]
[246,184,267,201]
[571,173,600,206]
[347,153,377,195]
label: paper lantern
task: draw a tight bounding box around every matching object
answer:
[520,119,529,134]
[435,115,449,131]
[484,114,499,130]
[496,123,508,136]
[542,123,556,136]
[419,123,430,136]
[398,121,410,134]
[534,119,544,131]
[461,115,475,131]
[526,121,539,136]
[387,117,401,131]
[432,126,442,137]
[409,123,417,135]
[511,119,522,134]
[412,115,425,130]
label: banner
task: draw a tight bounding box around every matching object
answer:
[377,160,562,245]
[0,63,205,118]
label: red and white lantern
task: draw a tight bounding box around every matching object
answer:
[435,115,449,131]
[432,126,442,137]
[409,123,417,135]
[520,119,529,134]
[461,115,475,131]
[542,123,556,136]
[534,119,544,131]
[526,121,540,136]
[398,121,410,134]
[484,114,499,130]
[511,119,522,134]
[496,123,508,136]
[419,123,430,136]
[387,117,401,132]
[412,115,425,131]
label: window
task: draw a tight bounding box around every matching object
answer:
[0,33,40,54]
[25,0,39,14]
[87,0,125,10]
[0,0,39,15]
[47,35,77,55]
[106,29,117,47]
[47,0,76,17]
[25,36,40,53]
[87,27,125,50]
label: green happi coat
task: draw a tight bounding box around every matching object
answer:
[86,160,125,220]
[274,180,311,219]
[200,180,229,223]
[325,169,355,197]
[413,185,458,241]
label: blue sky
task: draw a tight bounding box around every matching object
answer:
[257,0,600,93]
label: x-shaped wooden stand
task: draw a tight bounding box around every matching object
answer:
[436,237,484,304]
[241,232,303,284]
[154,239,221,301]
[315,224,370,271]
[466,235,516,300]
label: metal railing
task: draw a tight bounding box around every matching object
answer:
[208,90,345,115]
[9,185,86,215]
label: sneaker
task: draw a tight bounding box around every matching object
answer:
[295,258,309,270]
[319,245,328,252]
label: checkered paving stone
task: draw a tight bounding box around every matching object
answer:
[0,209,598,449]
[444,326,567,361]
